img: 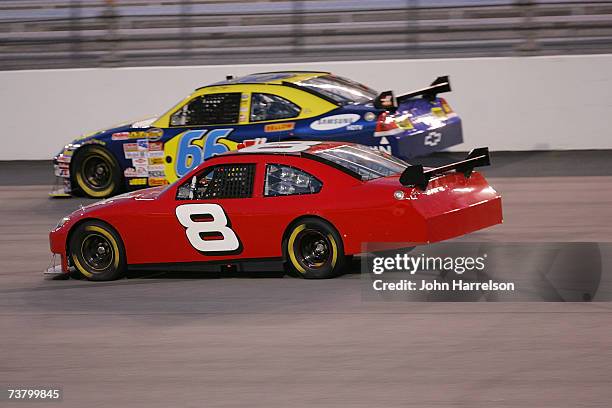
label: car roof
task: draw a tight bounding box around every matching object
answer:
[217,141,351,158]
[201,71,330,89]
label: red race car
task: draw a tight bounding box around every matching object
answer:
[47,141,502,280]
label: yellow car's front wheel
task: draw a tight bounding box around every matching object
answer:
[284,218,347,279]
[68,220,126,281]
[72,146,122,198]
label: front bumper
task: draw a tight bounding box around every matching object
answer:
[43,254,70,279]
[50,157,72,197]
[49,181,71,197]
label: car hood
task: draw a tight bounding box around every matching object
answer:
[76,186,166,213]
[59,117,157,148]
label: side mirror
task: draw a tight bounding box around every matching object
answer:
[373,90,397,112]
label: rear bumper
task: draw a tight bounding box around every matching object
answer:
[390,171,503,245]
[392,119,463,159]
[424,196,503,242]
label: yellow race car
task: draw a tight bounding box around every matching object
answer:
[52,71,461,197]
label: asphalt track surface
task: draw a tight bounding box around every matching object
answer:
[2,151,612,407]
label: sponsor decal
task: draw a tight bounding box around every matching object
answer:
[146,128,163,140]
[424,131,442,147]
[431,107,446,118]
[237,138,267,149]
[148,157,164,166]
[123,143,138,152]
[370,145,393,154]
[124,167,138,177]
[54,165,70,178]
[264,122,295,133]
[128,178,148,186]
[124,143,144,159]
[148,177,169,186]
[148,164,165,172]
[346,124,363,131]
[397,117,414,130]
[83,139,106,146]
[126,151,145,159]
[310,114,360,131]
[135,166,148,177]
[148,141,163,151]
[137,139,149,150]
[112,132,130,141]
[132,157,148,166]
[364,112,376,122]
[147,150,164,158]
[113,128,163,141]
[148,170,165,178]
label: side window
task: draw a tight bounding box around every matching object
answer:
[177,164,256,200]
[171,93,241,126]
[250,93,301,122]
[264,164,322,197]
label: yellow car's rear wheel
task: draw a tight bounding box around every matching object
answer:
[68,220,126,281]
[72,146,122,198]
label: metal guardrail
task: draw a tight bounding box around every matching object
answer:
[1,0,612,70]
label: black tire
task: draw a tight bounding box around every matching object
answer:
[68,220,127,281]
[283,218,347,279]
[71,145,122,198]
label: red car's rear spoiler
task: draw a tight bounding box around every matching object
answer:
[373,75,452,111]
[400,147,490,190]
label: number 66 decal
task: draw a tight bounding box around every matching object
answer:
[176,204,240,253]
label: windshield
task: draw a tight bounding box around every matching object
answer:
[312,145,408,180]
[295,75,378,105]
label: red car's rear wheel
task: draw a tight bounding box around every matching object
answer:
[284,218,347,279]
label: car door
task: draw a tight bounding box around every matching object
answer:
[123,158,275,265]
[160,92,247,183]
[238,92,303,142]
[161,160,272,264]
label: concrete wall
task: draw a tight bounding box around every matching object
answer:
[1,54,611,160]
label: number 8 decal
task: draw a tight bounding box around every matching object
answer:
[176,204,240,253]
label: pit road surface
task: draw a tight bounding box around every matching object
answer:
[1,152,612,407]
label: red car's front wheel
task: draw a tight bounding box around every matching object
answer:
[68,220,127,281]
